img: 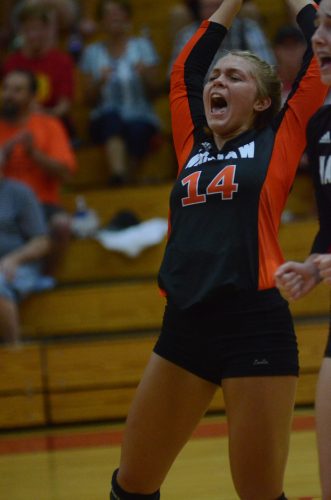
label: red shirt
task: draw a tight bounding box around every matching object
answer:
[0,113,76,204]
[3,49,74,108]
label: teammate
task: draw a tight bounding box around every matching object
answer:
[110,0,327,499]
[275,1,331,497]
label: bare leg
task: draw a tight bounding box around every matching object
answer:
[223,376,297,500]
[315,357,331,500]
[117,353,218,494]
[0,296,21,346]
[104,136,128,181]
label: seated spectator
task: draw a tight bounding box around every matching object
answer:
[169,0,275,73]
[3,3,76,138]
[10,0,98,62]
[273,25,307,104]
[240,0,265,24]
[12,0,80,32]
[0,167,52,347]
[80,0,162,186]
[168,1,195,42]
[0,69,76,272]
[0,0,16,64]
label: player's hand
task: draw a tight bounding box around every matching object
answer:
[314,254,331,285]
[274,260,317,300]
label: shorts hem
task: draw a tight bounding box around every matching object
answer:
[153,343,299,384]
[153,345,219,385]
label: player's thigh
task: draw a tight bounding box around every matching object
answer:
[118,352,218,492]
[222,375,297,499]
[316,357,331,495]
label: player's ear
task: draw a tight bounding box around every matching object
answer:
[253,96,272,112]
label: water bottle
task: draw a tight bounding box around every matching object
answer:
[71,195,100,238]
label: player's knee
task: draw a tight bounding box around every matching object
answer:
[110,469,160,499]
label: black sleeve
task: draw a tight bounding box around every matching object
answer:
[182,22,228,140]
[311,179,331,253]
[297,3,319,43]
[307,115,331,254]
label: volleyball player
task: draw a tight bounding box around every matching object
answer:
[110,0,327,498]
[275,1,331,497]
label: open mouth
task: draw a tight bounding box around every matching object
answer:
[210,94,228,115]
[319,56,331,69]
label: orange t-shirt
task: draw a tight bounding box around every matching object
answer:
[0,113,76,204]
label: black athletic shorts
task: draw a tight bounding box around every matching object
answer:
[153,288,299,385]
[326,318,331,358]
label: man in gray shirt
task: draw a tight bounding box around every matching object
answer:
[0,169,51,346]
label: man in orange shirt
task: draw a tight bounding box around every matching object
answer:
[0,69,77,270]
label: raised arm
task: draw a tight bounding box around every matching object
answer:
[271,0,327,195]
[286,0,318,17]
[209,0,242,27]
[170,0,244,169]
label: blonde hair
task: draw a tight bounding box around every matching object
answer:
[208,50,282,130]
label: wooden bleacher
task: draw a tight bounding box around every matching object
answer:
[0,177,329,428]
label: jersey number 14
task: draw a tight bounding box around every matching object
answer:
[181,165,238,207]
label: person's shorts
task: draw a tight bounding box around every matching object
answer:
[154,288,299,385]
[90,110,158,159]
[0,265,55,302]
[42,203,66,223]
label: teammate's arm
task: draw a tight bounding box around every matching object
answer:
[286,0,316,16]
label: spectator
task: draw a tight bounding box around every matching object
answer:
[0,0,17,64]
[240,0,265,23]
[3,3,76,137]
[80,0,162,186]
[169,0,264,42]
[273,25,307,104]
[0,167,51,347]
[168,1,195,42]
[11,0,98,62]
[0,69,76,272]
[12,0,80,32]
[168,0,275,74]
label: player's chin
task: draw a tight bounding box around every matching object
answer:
[320,71,331,86]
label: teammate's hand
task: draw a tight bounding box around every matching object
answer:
[314,254,331,285]
[274,260,317,300]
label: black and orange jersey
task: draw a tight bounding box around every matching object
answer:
[306,105,331,254]
[158,4,328,309]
